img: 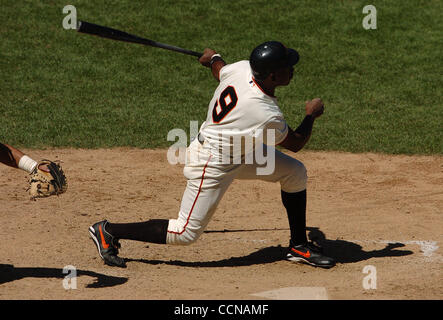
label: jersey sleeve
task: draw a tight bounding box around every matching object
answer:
[253,116,289,146]
[219,61,249,82]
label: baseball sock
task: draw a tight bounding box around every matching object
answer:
[106,219,169,244]
[281,189,308,246]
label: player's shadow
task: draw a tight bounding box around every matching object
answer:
[127,246,288,268]
[305,227,413,263]
[127,226,413,267]
[0,264,128,288]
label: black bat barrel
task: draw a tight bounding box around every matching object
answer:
[76,20,202,58]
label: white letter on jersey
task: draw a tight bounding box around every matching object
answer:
[167,128,187,165]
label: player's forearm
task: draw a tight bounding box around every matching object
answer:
[0,143,39,172]
[210,56,226,81]
[198,49,226,81]
[294,115,315,142]
[279,116,315,153]
[0,143,21,168]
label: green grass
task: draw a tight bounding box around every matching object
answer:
[1,0,441,154]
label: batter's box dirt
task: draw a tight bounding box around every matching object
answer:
[0,148,442,300]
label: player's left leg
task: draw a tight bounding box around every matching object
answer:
[236,145,308,242]
[236,145,335,268]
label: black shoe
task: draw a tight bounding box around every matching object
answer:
[287,241,335,268]
[88,220,126,268]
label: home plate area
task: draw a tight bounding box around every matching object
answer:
[251,287,329,300]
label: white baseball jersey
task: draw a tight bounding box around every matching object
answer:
[166,60,307,246]
[199,60,289,159]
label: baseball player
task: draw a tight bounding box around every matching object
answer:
[0,143,67,198]
[0,143,46,173]
[89,41,336,268]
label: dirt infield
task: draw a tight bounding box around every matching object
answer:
[1,148,442,300]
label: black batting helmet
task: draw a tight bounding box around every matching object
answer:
[249,41,300,80]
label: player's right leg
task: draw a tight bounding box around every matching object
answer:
[88,138,236,266]
[88,220,126,267]
[166,172,233,245]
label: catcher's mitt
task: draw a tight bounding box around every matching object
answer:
[28,160,67,199]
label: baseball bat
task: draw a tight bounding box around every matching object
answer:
[76,20,202,58]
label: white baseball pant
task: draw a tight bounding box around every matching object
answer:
[166,138,307,245]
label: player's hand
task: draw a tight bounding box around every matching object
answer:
[38,163,50,173]
[305,98,324,119]
[199,48,217,67]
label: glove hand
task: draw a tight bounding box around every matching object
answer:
[37,163,50,173]
[28,160,68,199]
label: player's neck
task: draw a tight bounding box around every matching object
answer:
[253,78,276,97]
